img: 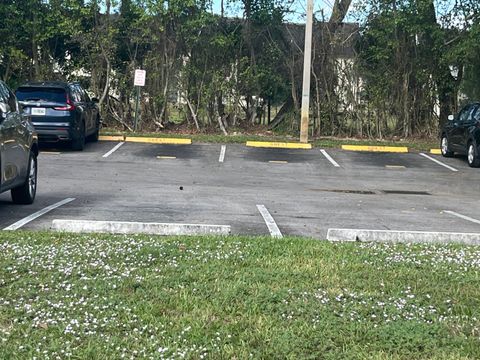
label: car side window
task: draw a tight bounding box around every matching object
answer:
[471,105,480,123]
[72,85,85,102]
[0,82,9,105]
[81,87,91,102]
[458,105,472,124]
[6,89,18,112]
[69,86,81,102]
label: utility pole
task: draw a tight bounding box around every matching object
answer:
[300,0,314,143]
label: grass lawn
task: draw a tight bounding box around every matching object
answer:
[101,129,439,152]
[1,232,479,359]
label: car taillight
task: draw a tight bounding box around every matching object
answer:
[53,95,75,111]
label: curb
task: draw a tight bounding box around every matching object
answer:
[99,135,125,141]
[341,145,408,153]
[52,219,231,236]
[246,141,312,149]
[99,135,191,145]
[327,228,480,245]
[126,137,191,145]
[430,148,441,155]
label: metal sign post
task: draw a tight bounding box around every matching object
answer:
[133,69,146,132]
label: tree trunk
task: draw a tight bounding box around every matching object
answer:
[269,97,294,129]
[214,97,228,135]
[186,98,200,130]
[99,58,110,111]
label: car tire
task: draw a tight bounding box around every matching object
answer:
[11,151,37,205]
[467,141,480,168]
[72,121,85,151]
[441,134,453,157]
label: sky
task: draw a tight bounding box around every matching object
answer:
[210,0,337,23]
[209,0,461,26]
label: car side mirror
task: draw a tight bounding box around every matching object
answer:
[91,97,99,103]
[448,114,454,121]
[0,102,10,120]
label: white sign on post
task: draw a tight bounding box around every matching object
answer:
[134,69,146,87]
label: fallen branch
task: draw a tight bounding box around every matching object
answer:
[108,103,133,132]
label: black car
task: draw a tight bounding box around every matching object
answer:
[441,102,480,167]
[0,80,38,204]
[16,82,100,150]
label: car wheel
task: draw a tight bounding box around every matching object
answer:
[11,151,37,204]
[72,121,85,151]
[441,134,453,157]
[467,142,480,168]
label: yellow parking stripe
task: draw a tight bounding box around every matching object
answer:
[126,137,191,145]
[430,149,441,155]
[341,145,408,153]
[99,135,125,141]
[156,156,177,159]
[385,165,406,169]
[268,160,288,164]
[246,141,312,149]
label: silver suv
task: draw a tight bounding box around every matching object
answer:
[0,81,39,204]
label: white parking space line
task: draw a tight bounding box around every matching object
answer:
[157,156,176,159]
[320,149,340,167]
[419,153,458,172]
[256,204,283,238]
[3,198,76,231]
[443,210,480,225]
[102,142,125,158]
[219,145,226,163]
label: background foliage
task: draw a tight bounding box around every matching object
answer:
[1,0,479,138]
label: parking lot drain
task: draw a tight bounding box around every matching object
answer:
[327,228,480,245]
[382,190,431,195]
[310,189,376,195]
[51,220,231,236]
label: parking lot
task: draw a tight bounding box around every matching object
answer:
[1,140,480,239]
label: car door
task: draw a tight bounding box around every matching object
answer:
[469,104,480,145]
[0,82,22,189]
[79,86,95,133]
[450,105,472,153]
[73,85,92,133]
[458,105,477,153]
[68,85,84,133]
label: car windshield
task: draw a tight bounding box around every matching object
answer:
[16,87,67,103]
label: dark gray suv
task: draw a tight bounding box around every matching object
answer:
[0,81,39,204]
[441,102,480,167]
[16,82,100,151]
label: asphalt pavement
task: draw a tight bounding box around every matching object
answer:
[1,140,480,239]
